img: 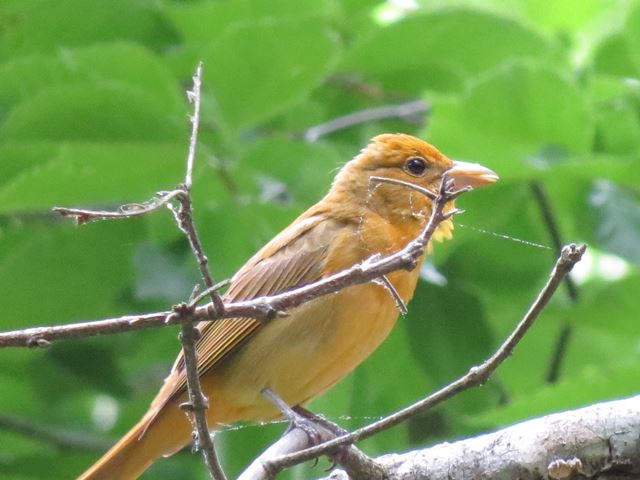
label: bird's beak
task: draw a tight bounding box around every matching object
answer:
[447,160,499,189]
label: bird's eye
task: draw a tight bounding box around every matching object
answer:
[404,157,428,176]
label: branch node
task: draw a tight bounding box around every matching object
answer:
[27,337,51,348]
[443,208,465,220]
[547,457,584,480]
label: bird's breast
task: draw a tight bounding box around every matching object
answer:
[209,266,421,422]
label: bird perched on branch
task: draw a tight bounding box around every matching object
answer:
[80,133,498,479]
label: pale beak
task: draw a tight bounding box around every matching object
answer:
[447,160,499,188]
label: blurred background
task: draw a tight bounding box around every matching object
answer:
[0,0,639,478]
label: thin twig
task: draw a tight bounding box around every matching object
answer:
[53,190,183,225]
[530,181,579,384]
[185,62,203,190]
[370,175,438,200]
[263,243,586,475]
[374,275,407,315]
[303,99,429,142]
[172,62,225,315]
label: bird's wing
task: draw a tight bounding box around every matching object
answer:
[151,210,348,411]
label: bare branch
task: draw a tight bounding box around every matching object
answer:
[370,175,437,201]
[303,99,429,142]
[263,243,586,474]
[185,62,203,190]
[53,190,183,225]
[373,275,407,315]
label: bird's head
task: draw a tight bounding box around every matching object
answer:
[328,134,498,243]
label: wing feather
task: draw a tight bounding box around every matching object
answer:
[152,211,348,410]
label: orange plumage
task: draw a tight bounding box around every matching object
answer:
[79,134,497,479]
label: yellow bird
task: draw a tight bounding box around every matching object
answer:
[80,133,498,479]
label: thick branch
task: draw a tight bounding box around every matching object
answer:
[238,419,385,480]
[317,395,640,480]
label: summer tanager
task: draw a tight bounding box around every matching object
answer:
[79,133,497,479]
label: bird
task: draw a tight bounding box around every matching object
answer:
[79,133,498,479]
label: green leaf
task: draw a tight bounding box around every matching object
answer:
[341,7,557,93]
[0,43,183,115]
[589,180,640,263]
[404,279,503,417]
[0,84,182,141]
[0,142,188,213]
[406,282,494,387]
[592,32,640,77]
[202,19,340,130]
[471,360,640,428]
[236,137,342,205]
[0,220,141,329]
[165,0,337,45]
[428,62,594,179]
[196,200,301,280]
[592,2,640,77]
[0,0,175,60]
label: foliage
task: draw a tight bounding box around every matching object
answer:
[0,0,639,478]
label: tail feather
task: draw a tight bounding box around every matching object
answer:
[78,405,191,480]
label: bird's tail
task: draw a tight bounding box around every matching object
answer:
[78,403,191,480]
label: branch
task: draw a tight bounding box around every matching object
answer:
[530,181,580,384]
[0,174,468,349]
[53,190,183,225]
[262,243,586,475]
[316,395,640,480]
[170,64,226,480]
[303,99,429,142]
[238,418,386,480]
[175,303,227,480]
[54,64,228,480]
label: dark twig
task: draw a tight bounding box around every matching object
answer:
[174,304,227,480]
[530,181,579,384]
[530,182,579,301]
[0,412,113,452]
[303,99,429,142]
[263,244,586,475]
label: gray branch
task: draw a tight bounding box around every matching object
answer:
[318,395,640,480]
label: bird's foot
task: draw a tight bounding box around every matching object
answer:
[261,388,325,446]
[292,405,348,437]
